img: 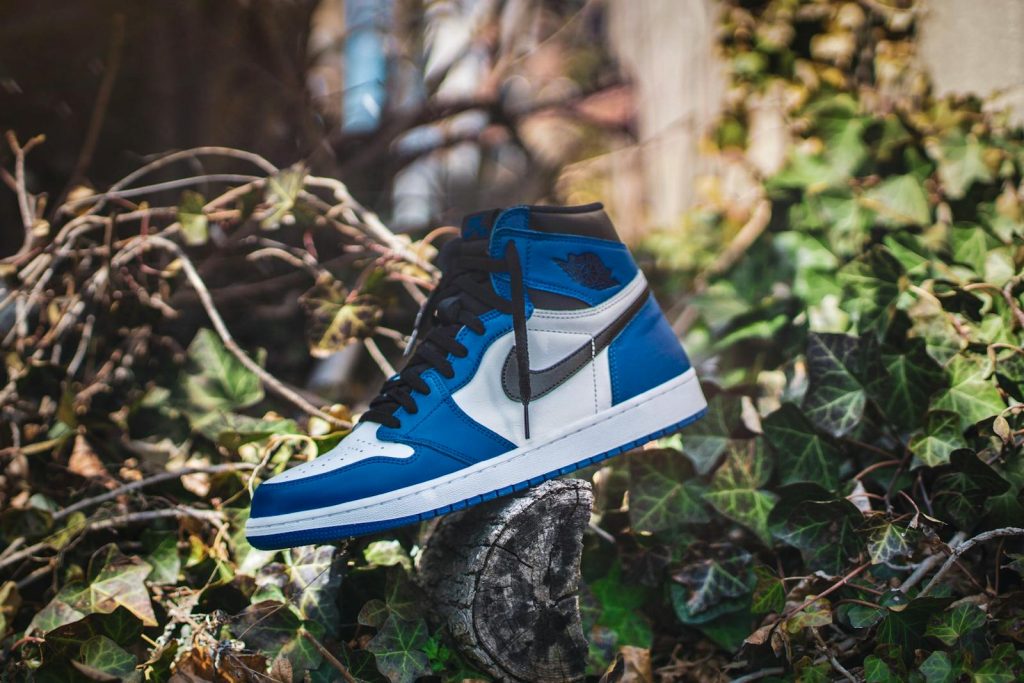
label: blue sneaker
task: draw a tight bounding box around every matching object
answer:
[246,204,707,548]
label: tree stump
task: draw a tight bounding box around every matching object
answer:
[417,479,593,683]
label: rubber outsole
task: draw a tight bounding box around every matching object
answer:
[246,406,708,550]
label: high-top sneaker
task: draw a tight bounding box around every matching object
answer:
[246,204,707,548]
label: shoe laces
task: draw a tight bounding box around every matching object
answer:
[361,238,534,438]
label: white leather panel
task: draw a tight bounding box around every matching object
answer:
[450,271,646,446]
[268,422,415,483]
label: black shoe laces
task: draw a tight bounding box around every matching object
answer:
[361,238,534,438]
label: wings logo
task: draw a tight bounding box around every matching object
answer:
[553,252,620,290]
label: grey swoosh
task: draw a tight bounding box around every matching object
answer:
[502,286,651,402]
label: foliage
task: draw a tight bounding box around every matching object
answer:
[604,0,1024,678]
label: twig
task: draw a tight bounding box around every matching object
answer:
[363,337,396,378]
[116,235,350,430]
[0,506,224,574]
[730,668,786,683]
[672,199,772,334]
[920,527,1024,596]
[300,629,357,683]
[61,173,261,210]
[4,131,46,260]
[812,628,857,683]
[784,563,870,620]
[53,462,256,522]
[66,13,124,190]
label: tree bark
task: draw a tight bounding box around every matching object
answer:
[417,479,593,683]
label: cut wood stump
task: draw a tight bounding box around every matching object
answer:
[417,479,593,683]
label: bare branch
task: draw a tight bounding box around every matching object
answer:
[920,527,1024,596]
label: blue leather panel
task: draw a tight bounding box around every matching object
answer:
[608,294,692,405]
[488,207,638,306]
[249,441,468,518]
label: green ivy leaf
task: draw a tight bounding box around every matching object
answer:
[299,279,382,357]
[920,650,956,683]
[181,328,264,415]
[751,565,785,615]
[75,635,137,680]
[261,165,306,230]
[785,597,832,633]
[762,403,841,490]
[144,534,180,585]
[366,615,432,683]
[925,602,987,646]
[932,449,1011,530]
[671,393,744,475]
[585,562,652,649]
[930,355,1006,430]
[803,333,868,437]
[671,546,754,625]
[177,190,208,246]
[704,441,776,544]
[285,545,343,637]
[628,448,709,536]
[929,130,994,200]
[864,655,901,683]
[910,411,967,468]
[877,596,952,665]
[768,483,864,575]
[861,174,932,227]
[838,245,904,340]
[866,522,915,565]
[231,601,323,674]
[865,339,947,432]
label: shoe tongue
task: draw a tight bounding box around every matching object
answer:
[460,208,502,240]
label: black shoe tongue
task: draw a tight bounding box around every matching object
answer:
[460,208,502,240]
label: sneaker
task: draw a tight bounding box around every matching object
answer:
[246,204,708,548]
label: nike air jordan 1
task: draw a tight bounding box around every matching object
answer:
[246,203,708,548]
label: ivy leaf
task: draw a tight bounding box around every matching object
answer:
[785,597,832,633]
[75,635,137,680]
[768,483,864,575]
[672,393,744,475]
[181,328,264,415]
[232,601,323,674]
[32,548,157,631]
[762,403,841,491]
[43,608,143,656]
[951,224,990,274]
[864,655,901,683]
[143,534,180,585]
[930,355,1006,430]
[803,333,868,437]
[920,651,956,683]
[910,411,967,468]
[928,130,994,200]
[628,448,709,536]
[704,441,776,544]
[584,562,652,649]
[861,174,931,227]
[751,565,785,615]
[285,545,343,637]
[865,339,947,432]
[925,603,987,646]
[261,165,306,230]
[299,278,383,357]
[866,522,915,565]
[671,546,754,625]
[366,615,432,683]
[877,596,952,665]
[838,245,904,340]
[177,190,208,246]
[932,449,1011,530]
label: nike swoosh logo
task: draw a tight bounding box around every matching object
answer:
[501,286,651,402]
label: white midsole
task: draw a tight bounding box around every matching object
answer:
[246,368,706,537]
